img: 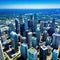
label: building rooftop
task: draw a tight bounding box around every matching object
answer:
[28,47,37,54]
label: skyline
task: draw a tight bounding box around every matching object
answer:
[0,0,60,9]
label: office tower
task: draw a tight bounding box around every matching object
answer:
[52,33,60,49]
[21,36,26,43]
[15,19,19,34]
[3,41,9,50]
[28,19,33,32]
[10,31,18,52]
[52,49,59,60]
[51,18,55,30]
[1,36,7,42]
[0,29,4,37]
[28,32,32,48]
[0,41,4,60]
[0,30,5,42]
[25,30,29,43]
[9,22,15,36]
[20,43,28,60]
[48,18,55,36]
[32,36,37,48]
[46,37,51,45]
[0,29,7,42]
[36,27,40,45]
[40,45,48,60]
[55,28,59,34]
[28,19,31,30]
[20,22,25,36]
[40,21,44,33]
[19,15,23,23]
[0,29,1,37]
[47,27,55,36]
[42,30,47,41]
[30,14,33,20]
[40,21,48,32]
[24,18,28,30]
[33,14,38,32]
[27,47,38,60]
[30,20,34,32]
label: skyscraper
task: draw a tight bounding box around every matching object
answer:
[36,27,40,45]
[51,18,55,30]
[27,47,38,60]
[52,33,60,49]
[0,41,4,60]
[9,22,15,36]
[15,19,20,34]
[33,14,38,32]
[32,36,37,48]
[40,45,48,60]
[28,19,33,32]
[10,31,18,52]
[20,22,25,36]
[25,29,30,43]
[0,29,4,37]
[42,30,47,41]
[20,43,28,60]
[28,32,32,48]
[52,49,59,60]
[46,37,51,45]
[24,18,28,31]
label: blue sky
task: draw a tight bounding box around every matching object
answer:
[0,0,60,9]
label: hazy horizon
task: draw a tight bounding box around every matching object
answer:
[0,0,60,9]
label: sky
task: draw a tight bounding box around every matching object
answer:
[0,0,60,9]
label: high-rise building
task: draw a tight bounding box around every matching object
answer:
[36,27,40,45]
[0,29,5,42]
[48,18,55,36]
[42,30,47,41]
[0,29,1,37]
[9,22,15,36]
[33,14,38,32]
[40,21,48,33]
[25,29,30,43]
[27,47,38,60]
[28,32,32,48]
[55,28,60,34]
[47,27,55,36]
[51,18,55,30]
[19,15,23,23]
[28,19,33,32]
[15,19,20,34]
[46,37,51,45]
[24,18,28,31]
[0,29,4,37]
[32,36,37,48]
[52,33,60,49]
[10,31,18,52]
[20,22,25,36]
[20,43,28,60]
[40,45,48,60]
[0,41,4,60]
[52,49,59,60]
[21,36,26,43]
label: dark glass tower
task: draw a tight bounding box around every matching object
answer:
[40,45,48,60]
[15,19,19,34]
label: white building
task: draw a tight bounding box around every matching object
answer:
[52,33,60,48]
[0,41,4,60]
